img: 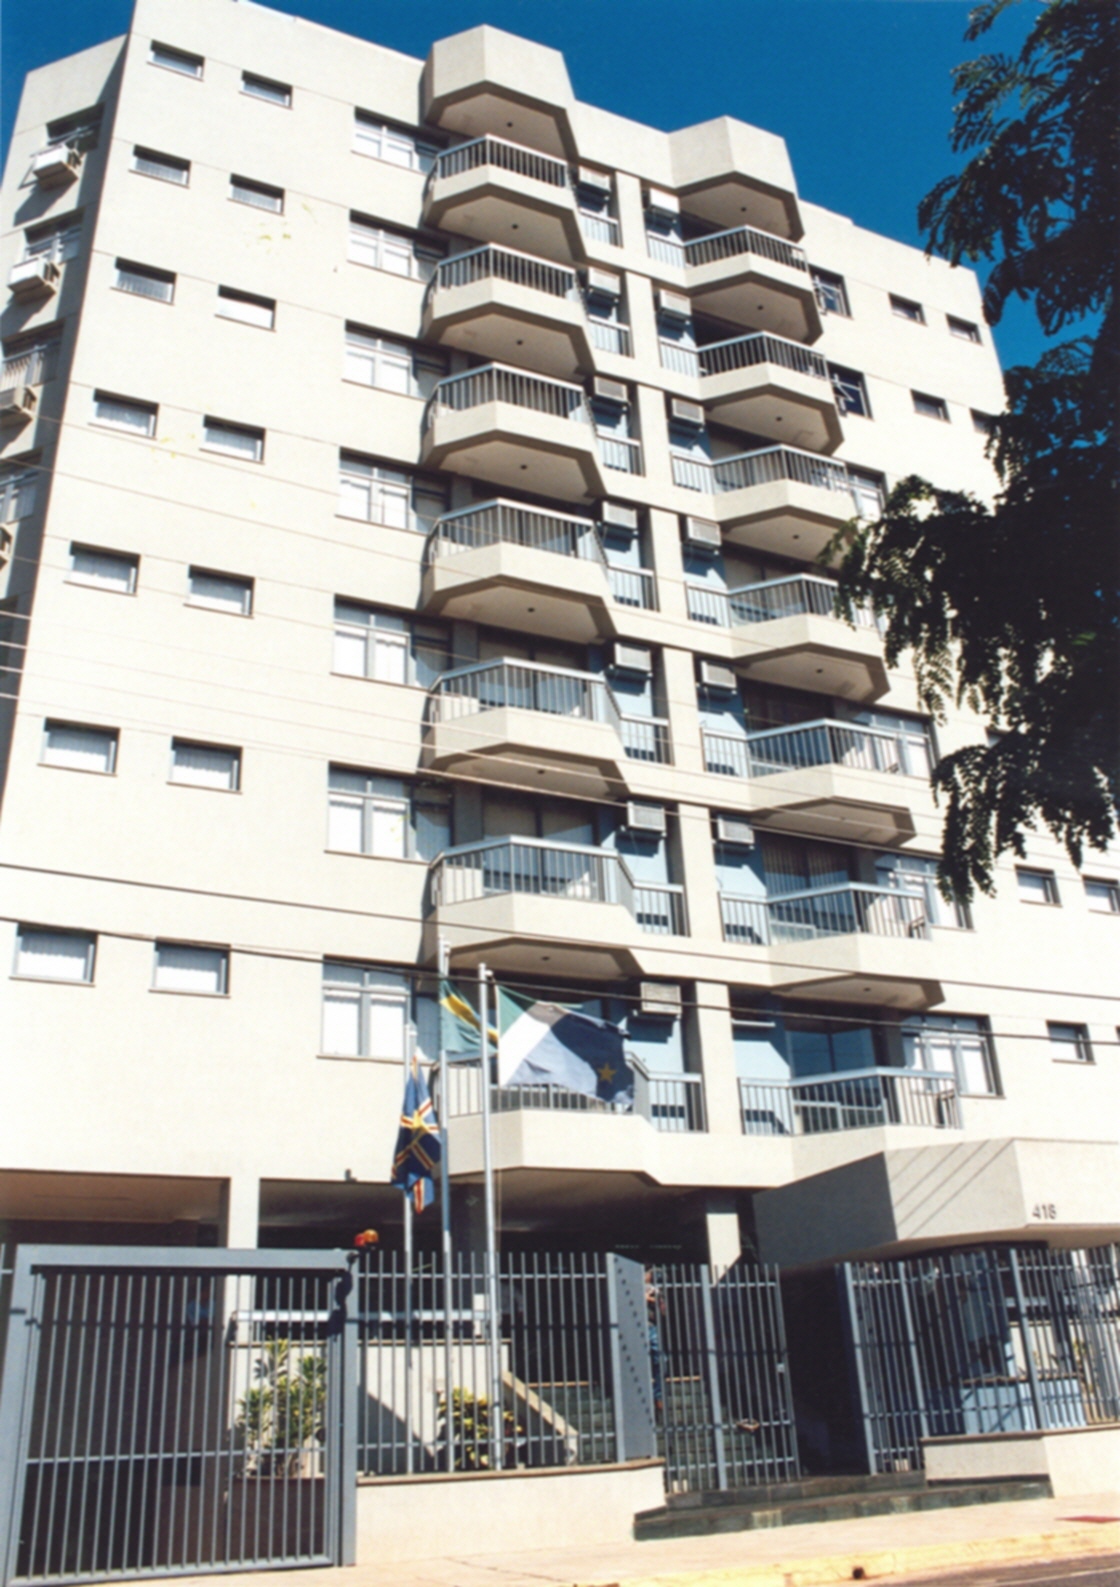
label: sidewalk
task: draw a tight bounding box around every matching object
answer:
[169,1493,1120,1587]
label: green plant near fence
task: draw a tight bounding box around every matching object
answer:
[437,1388,524,1470]
[237,1339,327,1475]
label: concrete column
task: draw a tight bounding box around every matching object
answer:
[675,802,721,941]
[646,507,687,625]
[614,172,646,266]
[691,980,741,1139]
[625,265,661,369]
[222,1175,261,1249]
[704,1195,742,1276]
[660,646,702,775]
[634,383,673,491]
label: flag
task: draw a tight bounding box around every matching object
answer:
[391,1055,441,1213]
[440,978,499,1056]
[497,988,633,1104]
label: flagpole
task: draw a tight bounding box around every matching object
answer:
[403,1020,415,1476]
[437,936,453,1472]
[478,963,502,1469]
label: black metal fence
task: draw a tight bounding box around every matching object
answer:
[843,1244,1120,1474]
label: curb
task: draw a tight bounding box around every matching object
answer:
[581,1519,1120,1587]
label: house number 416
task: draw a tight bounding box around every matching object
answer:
[1031,1203,1058,1220]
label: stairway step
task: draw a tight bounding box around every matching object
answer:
[663,1471,925,1510]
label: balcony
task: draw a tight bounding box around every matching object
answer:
[422,365,638,501]
[424,137,584,265]
[422,500,654,641]
[437,1057,706,1134]
[686,575,887,701]
[740,1068,961,1137]
[684,226,821,341]
[428,836,686,975]
[698,334,842,451]
[673,446,870,561]
[701,719,933,845]
[424,657,670,797]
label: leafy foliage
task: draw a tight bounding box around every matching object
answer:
[437,1387,523,1470]
[237,1338,327,1475]
[831,0,1119,899]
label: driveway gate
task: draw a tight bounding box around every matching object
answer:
[0,1247,356,1585]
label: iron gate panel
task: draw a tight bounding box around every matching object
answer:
[652,1262,799,1493]
[0,1248,354,1586]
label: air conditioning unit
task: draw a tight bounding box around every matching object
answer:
[593,376,628,407]
[624,800,667,836]
[32,146,82,188]
[699,660,737,693]
[0,386,36,426]
[656,288,691,321]
[715,816,755,848]
[639,981,682,1018]
[610,642,652,675]
[585,267,621,299]
[577,165,613,194]
[7,259,59,300]
[599,500,639,534]
[682,515,721,551]
[645,187,680,218]
[670,398,705,429]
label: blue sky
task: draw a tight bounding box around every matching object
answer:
[1,0,1045,371]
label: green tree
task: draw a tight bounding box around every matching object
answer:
[831,0,1119,899]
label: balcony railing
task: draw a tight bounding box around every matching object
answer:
[671,445,855,499]
[588,320,633,356]
[684,225,809,273]
[580,212,621,247]
[607,564,656,609]
[598,434,643,474]
[739,1068,961,1137]
[646,233,685,268]
[719,883,929,945]
[429,498,606,566]
[686,573,877,630]
[433,135,571,190]
[659,340,700,376]
[432,244,579,300]
[698,333,830,382]
[426,363,589,425]
[701,719,930,780]
[620,713,671,764]
[0,346,52,388]
[430,836,687,935]
[435,1055,705,1133]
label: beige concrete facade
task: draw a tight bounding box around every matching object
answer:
[1,0,1117,1266]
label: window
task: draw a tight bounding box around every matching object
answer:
[132,147,190,185]
[202,417,264,461]
[972,409,996,437]
[333,601,449,687]
[328,767,449,859]
[217,287,275,329]
[68,544,138,593]
[187,568,253,616]
[153,943,227,995]
[92,392,157,436]
[848,466,886,520]
[1016,866,1060,905]
[1,331,60,387]
[14,927,95,983]
[24,217,82,264]
[1084,877,1120,914]
[890,294,924,323]
[337,454,446,533]
[348,215,441,281]
[0,463,38,523]
[321,961,437,1059]
[42,721,117,773]
[812,268,850,317]
[876,853,971,929]
[149,43,203,77]
[353,113,438,173]
[114,260,175,302]
[169,739,241,791]
[242,72,291,107]
[343,326,446,399]
[903,1014,999,1097]
[912,390,949,422]
[1047,1021,1093,1063]
[46,106,102,153]
[829,364,870,417]
[230,176,283,213]
[948,315,982,343]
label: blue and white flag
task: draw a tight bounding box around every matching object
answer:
[497,988,633,1104]
[439,978,499,1056]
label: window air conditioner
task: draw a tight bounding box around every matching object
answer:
[577,166,613,194]
[656,288,691,321]
[599,500,639,533]
[585,267,621,299]
[682,516,721,552]
[624,800,667,836]
[0,386,37,426]
[670,398,705,429]
[645,187,680,218]
[638,981,682,1017]
[32,146,82,188]
[699,661,737,693]
[610,642,652,675]
[8,259,59,300]
[715,816,755,848]
[593,376,629,407]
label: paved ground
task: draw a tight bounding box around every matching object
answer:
[164,1493,1120,1587]
[889,1558,1120,1586]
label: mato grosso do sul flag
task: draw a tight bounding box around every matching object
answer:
[496,988,633,1105]
[391,1054,441,1213]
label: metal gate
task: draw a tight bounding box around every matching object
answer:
[0,1247,356,1585]
[652,1261,799,1493]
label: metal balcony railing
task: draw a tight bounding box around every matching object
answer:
[433,135,571,190]
[588,320,633,356]
[429,498,607,565]
[430,836,687,935]
[685,573,877,630]
[671,445,854,499]
[719,883,929,945]
[432,244,578,300]
[684,225,809,273]
[597,434,643,474]
[701,719,930,780]
[646,233,685,268]
[659,340,701,376]
[580,212,620,246]
[0,346,52,388]
[620,713,671,764]
[431,658,624,735]
[435,1055,705,1133]
[426,362,589,425]
[739,1068,961,1137]
[607,564,656,609]
[698,333,830,382]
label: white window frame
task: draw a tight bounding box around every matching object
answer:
[153,943,228,995]
[24,220,81,264]
[1016,866,1060,906]
[889,294,925,324]
[241,72,291,107]
[187,568,253,616]
[337,454,446,532]
[829,365,870,417]
[972,410,997,436]
[67,544,138,593]
[202,417,264,462]
[332,601,448,688]
[352,113,438,173]
[912,390,950,422]
[131,147,190,185]
[347,216,440,282]
[328,768,409,858]
[1047,1021,1093,1064]
[13,926,96,983]
[91,392,157,437]
[903,1015,999,1097]
[149,43,204,77]
[41,721,118,774]
[812,268,850,317]
[114,260,175,303]
[216,287,275,329]
[343,326,445,399]
[230,176,284,213]
[1084,877,1120,914]
[169,738,241,791]
[321,960,410,1058]
[948,315,982,343]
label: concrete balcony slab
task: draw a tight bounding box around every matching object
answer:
[423,274,593,379]
[702,360,842,452]
[421,538,615,642]
[423,703,625,799]
[422,399,603,500]
[733,612,888,701]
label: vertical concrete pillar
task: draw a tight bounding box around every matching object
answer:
[660,646,702,774]
[675,802,721,941]
[704,1196,742,1276]
[222,1175,260,1249]
[691,980,741,1139]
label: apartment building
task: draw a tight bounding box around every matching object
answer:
[1,0,1118,1276]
